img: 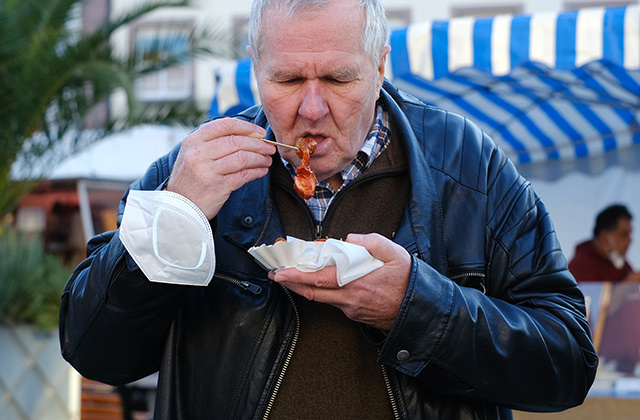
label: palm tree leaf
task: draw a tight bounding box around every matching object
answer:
[1,0,230,216]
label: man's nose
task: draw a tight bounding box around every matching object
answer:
[298,82,329,121]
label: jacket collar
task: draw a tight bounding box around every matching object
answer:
[221,82,441,263]
[377,83,438,262]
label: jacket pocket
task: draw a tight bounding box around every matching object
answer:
[449,267,486,294]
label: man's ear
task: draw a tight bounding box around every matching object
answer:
[377,45,391,86]
[246,46,253,58]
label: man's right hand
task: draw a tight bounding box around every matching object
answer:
[167,118,276,220]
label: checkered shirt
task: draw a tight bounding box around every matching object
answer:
[283,105,391,223]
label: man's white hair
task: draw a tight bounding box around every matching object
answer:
[248,0,389,65]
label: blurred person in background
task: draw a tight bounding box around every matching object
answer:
[569,204,640,282]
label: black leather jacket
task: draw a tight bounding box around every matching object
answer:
[60,81,597,420]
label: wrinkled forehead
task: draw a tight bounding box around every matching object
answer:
[264,0,359,20]
[260,1,365,53]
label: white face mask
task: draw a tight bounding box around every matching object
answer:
[610,250,626,270]
[607,234,626,270]
[120,190,215,286]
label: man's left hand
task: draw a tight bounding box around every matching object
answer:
[269,233,411,331]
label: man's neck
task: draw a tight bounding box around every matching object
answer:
[326,174,343,191]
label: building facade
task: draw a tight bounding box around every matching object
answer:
[104,0,639,118]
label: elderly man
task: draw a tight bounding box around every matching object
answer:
[60,0,597,418]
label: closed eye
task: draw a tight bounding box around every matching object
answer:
[325,77,350,84]
[277,77,303,85]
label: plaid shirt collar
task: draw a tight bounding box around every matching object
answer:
[283,104,391,223]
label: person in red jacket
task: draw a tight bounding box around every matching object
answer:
[569,204,640,282]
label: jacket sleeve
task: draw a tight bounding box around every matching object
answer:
[59,145,186,385]
[378,114,598,412]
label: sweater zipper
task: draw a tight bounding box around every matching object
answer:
[262,286,300,419]
[318,169,400,238]
[315,224,323,239]
[279,166,404,241]
[381,364,402,420]
[311,176,368,240]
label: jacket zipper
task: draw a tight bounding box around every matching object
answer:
[214,271,263,295]
[243,254,300,419]
[262,286,300,419]
[246,256,301,418]
[381,364,402,420]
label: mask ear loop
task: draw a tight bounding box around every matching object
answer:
[152,207,207,270]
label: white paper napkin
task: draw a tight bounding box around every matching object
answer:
[248,236,383,286]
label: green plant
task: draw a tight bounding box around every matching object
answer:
[0,0,230,216]
[0,226,73,330]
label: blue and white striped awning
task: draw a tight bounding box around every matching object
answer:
[209,5,640,178]
[388,5,639,79]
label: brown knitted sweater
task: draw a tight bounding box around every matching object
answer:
[267,135,409,419]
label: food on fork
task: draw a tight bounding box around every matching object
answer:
[293,137,318,200]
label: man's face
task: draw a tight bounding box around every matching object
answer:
[609,218,633,256]
[251,0,388,184]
